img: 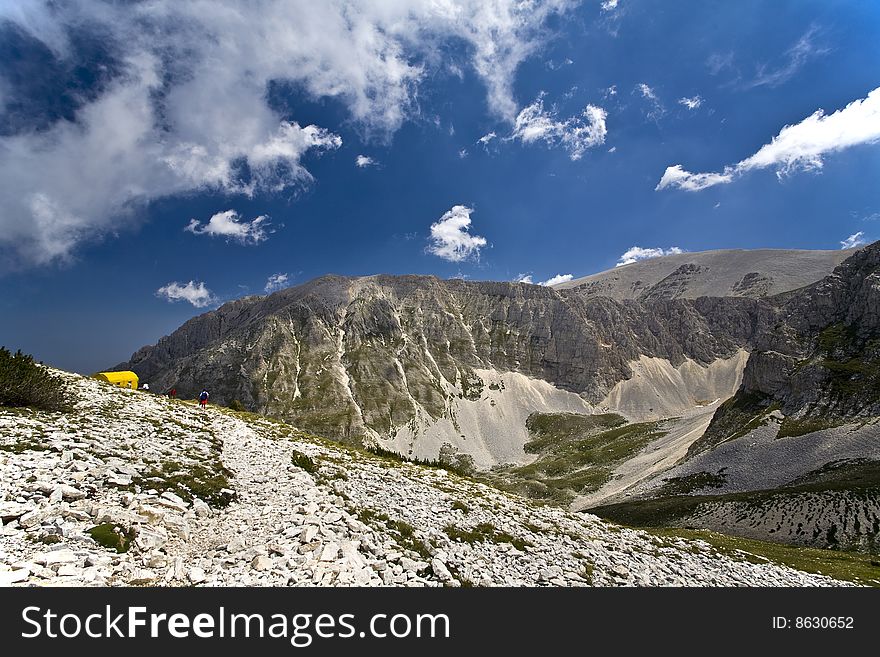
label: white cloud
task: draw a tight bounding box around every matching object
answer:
[601,0,620,11]
[514,273,534,284]
[636,83,665,120]
[608,146,617,153]
[264,272,290,293]
[540,273,573,286]
[427,205,487,262]
[458,148,469,159]
[616,246,684,267]
[155,281,216,308]
[511,94,607,160]
[603,85,617,99]
[637,83,657,101]
[657,87,880,191]
[478,132,497,146]
[355,155,378,168]
[655,165,735,192]
[840,232,867,249]
[185,210,272,245]
[678,95,703,110]
[0,1,576,267]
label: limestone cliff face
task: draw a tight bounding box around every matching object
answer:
[122,274,770,448]
[122,244,877,459]
[737,243,880,417]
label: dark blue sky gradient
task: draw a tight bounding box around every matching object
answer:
[1,0,879,372]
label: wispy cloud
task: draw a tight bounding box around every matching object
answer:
[514,273,534,284]
[156,281,216,308]
[745,26,828,89]
[427,205,487,263]
[678,95,703,110]
[185,210,273,245]
[616,246,684,267]
[657,87,880,191]
[264,272,290,293]
[636,83,665,120]
[601,0,620,12]
[478,132,497,147]
[840,232,867,249]
[511,93,607,160]
[355,155,378,168]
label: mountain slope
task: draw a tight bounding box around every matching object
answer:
[555,248,855,300]
[122,275,769,464]
[0,371,849,587]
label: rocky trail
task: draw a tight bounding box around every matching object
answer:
[0,373,850,587]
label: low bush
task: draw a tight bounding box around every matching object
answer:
[0,347,67,412]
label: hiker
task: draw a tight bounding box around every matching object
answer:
[198,389,209,408]
[141,382,150,392]
[169,388,176,399]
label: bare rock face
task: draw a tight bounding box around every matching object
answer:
[121,275,771,447]
[120,244,877,459]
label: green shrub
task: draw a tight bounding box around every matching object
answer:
[0,347,67,412]
[228,399,247,412]
[291,450,318,473]
[88,523,135,553]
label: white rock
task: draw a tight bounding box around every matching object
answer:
[192,498,211,518]
[300,525,318,544]
[251,555,273,571]
[431,558,453,582]
[188,567,206,584]
[319,542,340,562]
[134,525,168,551]
[0,569,30,585]
[36,549,79,566]
[57,564,80,577]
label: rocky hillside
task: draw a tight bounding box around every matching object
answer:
[587,246,880,550]
[0,372,853,586]
[556,248,855,300]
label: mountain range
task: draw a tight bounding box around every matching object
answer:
[121,244,880,553]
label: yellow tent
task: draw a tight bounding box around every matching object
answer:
[93,371,139,389]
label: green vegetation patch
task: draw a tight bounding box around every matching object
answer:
[777,416,848,439]
[445,522,532,551]
[688,392,780,457]
[480,413,666,505]
[134,460,234,507]
[290,450,319,474]
[0,347,69,412]
[88,523,135,553]
[655,471,727,496]
[0,437,50,453]
[649,527,880,587]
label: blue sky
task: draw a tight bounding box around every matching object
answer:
[1,0,879,373]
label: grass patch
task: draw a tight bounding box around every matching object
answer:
[451,500,469,513]
[445,522,532,551]
[777,416,848,439]
[690,392,780,457]
[655,471,727,496]
[290,450,319,474]
[0,438,50,453]
[649,527,880,587]
[88,523,135,553]
[480,414,667,505]
[135,460,234,507]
